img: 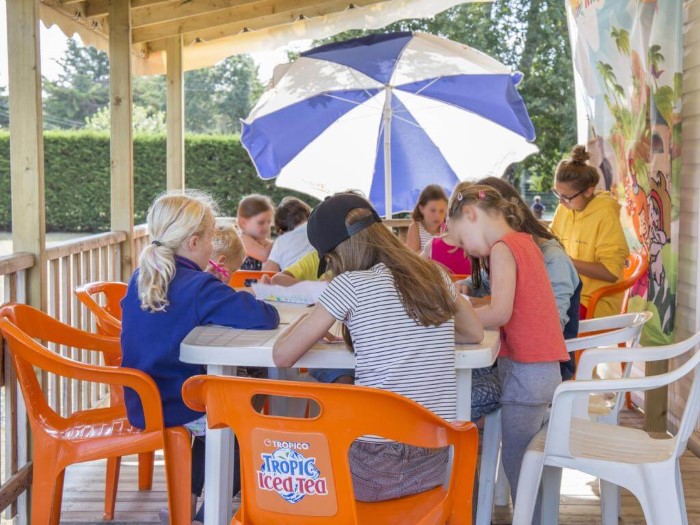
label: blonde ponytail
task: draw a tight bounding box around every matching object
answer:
[138,191,218,312]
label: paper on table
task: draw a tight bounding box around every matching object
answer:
[251,281,328,304]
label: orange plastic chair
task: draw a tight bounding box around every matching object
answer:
[229,270,277,287]
[182,376,478,525]
[74,281,127,337]
[450,273,470,282]
[0,303,192,525]
[581,252,649,408]
[74,281,158,509]
[585,252,649,320]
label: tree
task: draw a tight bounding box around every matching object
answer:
[184,55,263,134]
[0,85,8,128]
[43,39,110,129]
[309,0,576,192]
[85,105,167,133]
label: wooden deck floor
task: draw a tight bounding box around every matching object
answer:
[57,410,700,524]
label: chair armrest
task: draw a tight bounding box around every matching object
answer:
[576,334,700,381]
[547,358,697,457]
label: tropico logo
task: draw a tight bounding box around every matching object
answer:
[257,445,328,504]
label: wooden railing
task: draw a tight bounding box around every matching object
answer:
[133,223,150,262]
[1,253,33,524]
[43,231,127,418]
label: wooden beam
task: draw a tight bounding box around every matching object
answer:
[7,0,47,310]
[145,0,387,48]
[132,0,265,28]
[83,0,176,18]
[109,0,135,282]
[166,35,185,192]
[644,364,669,433]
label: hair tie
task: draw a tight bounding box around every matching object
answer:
[457,192,464,202]
[478,190,486,200]
[151,240,162,247]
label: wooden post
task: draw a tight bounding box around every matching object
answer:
[7,0,46,311]
[645,366,668,433]
[109,0,135,282]
[166,35,185,192]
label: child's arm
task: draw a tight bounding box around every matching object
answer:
[273,304,336,367]
[406,222,421,252]
[197,275,280,329]
[475,242,516,328]
[242,234,273,262]
[262,260,281,272]
[454,294,484,343]
[419,238,433,260]
[269,271,300,286]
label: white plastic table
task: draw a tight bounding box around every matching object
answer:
[180,303,500,525]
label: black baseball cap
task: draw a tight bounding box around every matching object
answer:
[307,194,382,277]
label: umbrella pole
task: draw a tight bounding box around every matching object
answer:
[383,86,392,219]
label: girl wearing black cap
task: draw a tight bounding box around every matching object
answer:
[273,193,483,502]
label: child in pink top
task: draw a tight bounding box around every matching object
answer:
[448,184,568,506]
[422,235,472,275]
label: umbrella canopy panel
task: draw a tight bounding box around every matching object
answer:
[242,32,538,216]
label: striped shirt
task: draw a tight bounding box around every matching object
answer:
[318,263,457,422]
[418,222,435,250]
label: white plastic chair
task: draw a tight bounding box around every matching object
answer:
[475,312,652,525]
[513,329,700,525]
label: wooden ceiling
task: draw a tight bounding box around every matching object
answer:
[47,0,391,56]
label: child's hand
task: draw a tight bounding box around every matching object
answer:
[456,282,471,295]
[321,331,343,343]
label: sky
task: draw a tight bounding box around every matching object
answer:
[0,0,307,89]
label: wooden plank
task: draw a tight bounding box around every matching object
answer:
[143,0,389,47]
[0,254,34,276]
[132,0,265,28]
[166,34,185,192]
[0,464,32,514]
[110,0,136,283]
[44,231,126,261]
[7,0,47,310]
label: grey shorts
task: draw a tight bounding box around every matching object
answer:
[348,440,449,502]
[498,357,561,406]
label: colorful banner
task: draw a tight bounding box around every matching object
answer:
[566,0,682,344]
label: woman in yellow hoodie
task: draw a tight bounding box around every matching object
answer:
[551,145,630,318]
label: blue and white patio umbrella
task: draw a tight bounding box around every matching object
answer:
[242,32,538,217]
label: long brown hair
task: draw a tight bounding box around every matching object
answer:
[327,208,457,349]
[555,145,599,191]
[411,184,449,222]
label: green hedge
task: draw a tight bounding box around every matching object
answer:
[0,131,317,232]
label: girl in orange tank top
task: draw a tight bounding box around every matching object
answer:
[448,184,568,508]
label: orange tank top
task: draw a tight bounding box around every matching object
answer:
[495,232,569,363]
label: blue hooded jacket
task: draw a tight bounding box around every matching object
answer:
[121,256,279,428]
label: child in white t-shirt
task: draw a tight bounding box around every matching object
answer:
[263,196,314,272]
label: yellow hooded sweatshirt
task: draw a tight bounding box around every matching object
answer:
[550,191,630,317]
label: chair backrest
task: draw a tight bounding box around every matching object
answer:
[0,303,122,430]
[450,273,470,282]
[570,311,652,355]
[672,332,700,457]
[586,252,649,318]
[229,270,277,288]
[74,281,127,338]
[182,376,478,525]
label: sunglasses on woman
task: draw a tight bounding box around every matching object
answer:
[551,188,586,204]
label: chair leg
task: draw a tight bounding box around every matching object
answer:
[104,456,122,520]
[540,466,562,525]
[494,459,511,507]
[476,409,501,525]
[599,479,619,525]
[511,451,544,525]
[676,463,689,525]
[50,469,66,525]
[138,451,156,490]
[163,427,193,525]
[31,449,62,525]
[639,468,685,525]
